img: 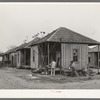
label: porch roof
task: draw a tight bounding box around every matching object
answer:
[89,46,100,53]
[15,43,28,51]
[36,27,100,46]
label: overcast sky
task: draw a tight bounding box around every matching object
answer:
[0,3,100,52]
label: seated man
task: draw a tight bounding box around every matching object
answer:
[69,61,79,77]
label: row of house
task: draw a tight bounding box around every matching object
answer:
[2,27,100,71]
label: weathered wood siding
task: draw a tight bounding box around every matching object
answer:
[31,45,39,69]
[88,52,98,67]
[61,43,88,70]
[9,52,15,66]
[16,50,21,68]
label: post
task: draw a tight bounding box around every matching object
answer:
[60,43,62,75]
[24,50,26,66]
[47,43,49,66]
[98,45,100,73]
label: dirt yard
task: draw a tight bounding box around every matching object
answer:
[0,67,100,89]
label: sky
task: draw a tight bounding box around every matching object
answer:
[0,3,100,52]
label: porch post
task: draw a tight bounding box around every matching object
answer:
[24,50,26,66]
[98,45,100,73]
[60,43,62,75]
[47,42,49,65]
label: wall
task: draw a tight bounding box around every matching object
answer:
[31,45,38,69]
[9,52,15,66]
[88,52,98,67]
[0,57,2,61]
[61,43,88,70]
[16,50,21,68]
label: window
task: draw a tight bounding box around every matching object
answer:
[88,56,91,63]
[73,49,78,62]
[33,50,35,62]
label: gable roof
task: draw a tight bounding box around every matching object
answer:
[37,27,100,45]
[15,37,40,50]
[5,47,18,54]
[26,37,40,47]
[89,46,100,52]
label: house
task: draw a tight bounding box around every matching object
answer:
[30,27,100,71]
[15,37,40,69]
[88,46,100,68]
[2,47,17,67]
[0,53,4,66]
[0,53,3,61]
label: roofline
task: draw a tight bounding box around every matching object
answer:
[47,27,61,41]
[30,41,100,47]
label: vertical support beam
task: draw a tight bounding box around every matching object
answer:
[19,50,21,67]
[48,43,49,65]
[24,50,26,65]
[60,43,62,75]
[98,45,99,73]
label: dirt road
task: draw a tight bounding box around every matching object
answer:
[0,68,100,89]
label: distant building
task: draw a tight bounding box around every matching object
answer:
[89,46,100,68]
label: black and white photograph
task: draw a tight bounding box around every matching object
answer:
[0,3,100,95]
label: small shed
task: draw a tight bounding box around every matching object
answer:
[30,27,100,71]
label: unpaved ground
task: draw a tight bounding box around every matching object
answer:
[0,67,100,89]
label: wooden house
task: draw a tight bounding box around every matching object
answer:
[15,37,40,69]
[30,27,100,71]
[0,53,4,66]
[0,53,4,61]
[88,46,100,68]
[3,47,17,67]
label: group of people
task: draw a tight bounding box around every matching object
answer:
[47,60,77,76]
[46,60,90,77]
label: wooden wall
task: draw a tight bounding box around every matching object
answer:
[88,52,98,67]
[31,45,39,69]
[16,50,21,68]
[61,43,88,70]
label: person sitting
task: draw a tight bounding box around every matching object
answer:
[45,65,50,75]
[69,61,79,77]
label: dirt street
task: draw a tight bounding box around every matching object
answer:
[0,68,100,89]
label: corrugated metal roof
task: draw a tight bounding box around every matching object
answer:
[37,27,100,45]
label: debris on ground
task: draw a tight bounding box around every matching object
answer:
[27,74,37,79]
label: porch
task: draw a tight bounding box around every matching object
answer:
[20,48,31,69]
[37,42,61,74]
